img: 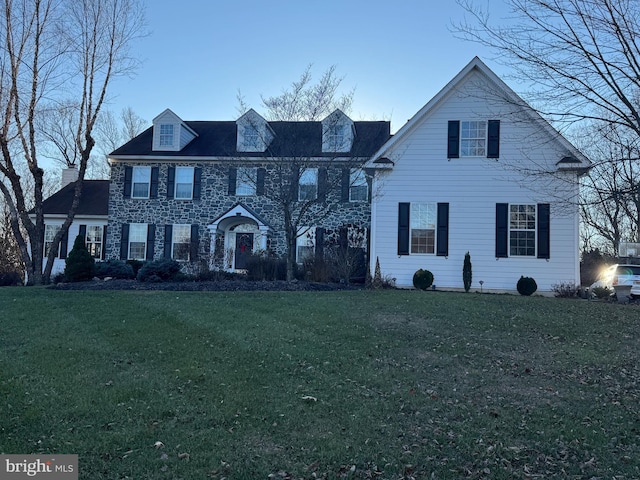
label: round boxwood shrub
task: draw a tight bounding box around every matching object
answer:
[413,269,434,290]
[95,260,135,279]
[517,276,537,296]
[137,258,181,282]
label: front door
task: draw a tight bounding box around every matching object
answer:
[235,233,254,269]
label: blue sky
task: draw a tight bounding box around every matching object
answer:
[106,0,512,134]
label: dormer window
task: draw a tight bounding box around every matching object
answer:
[322,110,354,153]
[159,124,174,147]
[243,125,260,150]
[328,125,345,151]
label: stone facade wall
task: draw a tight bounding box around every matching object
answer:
[106,161,371,271]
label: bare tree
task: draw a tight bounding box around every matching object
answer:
[579,121,640,253]
[0,0,145,284]
[237,66,378,281]
[454,0,640,134]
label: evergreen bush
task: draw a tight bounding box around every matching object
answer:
[64,235,95,282]
[413,269,434,290]
[463,251,472,292]
[95,260,135,279]
[137,259,181,282]
[517,276,538,296]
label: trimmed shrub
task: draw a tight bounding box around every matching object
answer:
[517,276,537,296]
[137,259,181,282]
[0,271,21,286]
[463,251,472,292]
[413,269,434,290]
[64,235,95,282]
[126,259,144,276]
[95,260,135,279]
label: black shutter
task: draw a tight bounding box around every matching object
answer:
[537,203,550,259]
[167,166,175,199]
[146,224,155,261]
[150,167,159,198]
[496,203,509,258]
[59,229,69,259]
[398,203,410,255]
[436,203,449,257]
[315,227,324,260]
[101,225,107,260]
[487,120,500,159]
[79,224,87,241]
[447,121,460,159]
[292,167,300,201]
[228,167,237,195]
[123,166,132,198]
[164,224,173,259]
[318,168,328,202]
[257,168,266,196]
[341,168,351,202]
[193,167,202,199]
[190,224,199,263]
[120,223,129,260]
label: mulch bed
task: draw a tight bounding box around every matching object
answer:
[48,279,362,292]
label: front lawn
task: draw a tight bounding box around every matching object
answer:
[0,288,638,479]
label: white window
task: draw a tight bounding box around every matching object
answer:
[298,168,318,201]
[510,204,536,256]
[328,124,345,151]
[128,223,147,260]
[460,121,487,157]
[175,166,194,199]
[410,203,436,254]
[86,226,103,259]
[132,166,151,199]
[44,224,62,257]
[236,167,257,196]
[296,227,315,262]
[172,224,191,261]
[159,124,174,147]
[243,125,260,150]
[349,169,368,202]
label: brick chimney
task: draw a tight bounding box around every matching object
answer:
[61,166,79,188]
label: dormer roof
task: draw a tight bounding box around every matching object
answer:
[236,109,274,152]
[152,108,198,152]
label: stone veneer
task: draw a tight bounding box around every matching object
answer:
[106,162,371,271]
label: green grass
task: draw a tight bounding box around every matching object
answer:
[1,288,639,479]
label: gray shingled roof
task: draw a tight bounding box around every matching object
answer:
[110,121,391,158]
[41,180,109,216]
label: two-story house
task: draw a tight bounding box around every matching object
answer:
[106,108,391,272]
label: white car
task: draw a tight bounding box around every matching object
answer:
[591,264,640,297]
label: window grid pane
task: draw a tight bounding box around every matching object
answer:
[159,124,174,147]
[460,121,487,157]
[410,203,436,254]
[509,205,536,256]
[172,224,191,261]
[244,126,259,149]
[128,224,147,260]
[44,225,61,257]
[86,226,103,259]
[350,169,368,202]
[132,166,150,198]
[299,169,318,201]
[236,167,257,196]
[175,167,193,199]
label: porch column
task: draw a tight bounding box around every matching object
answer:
[207,226,217,269]
[259,226,269,251]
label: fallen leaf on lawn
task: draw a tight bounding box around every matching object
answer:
[160,453,168,460]
[154,441,164,449]
[302,395,317,402]
[178,452,190,460]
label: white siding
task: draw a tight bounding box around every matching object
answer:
[370,69,581,293]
